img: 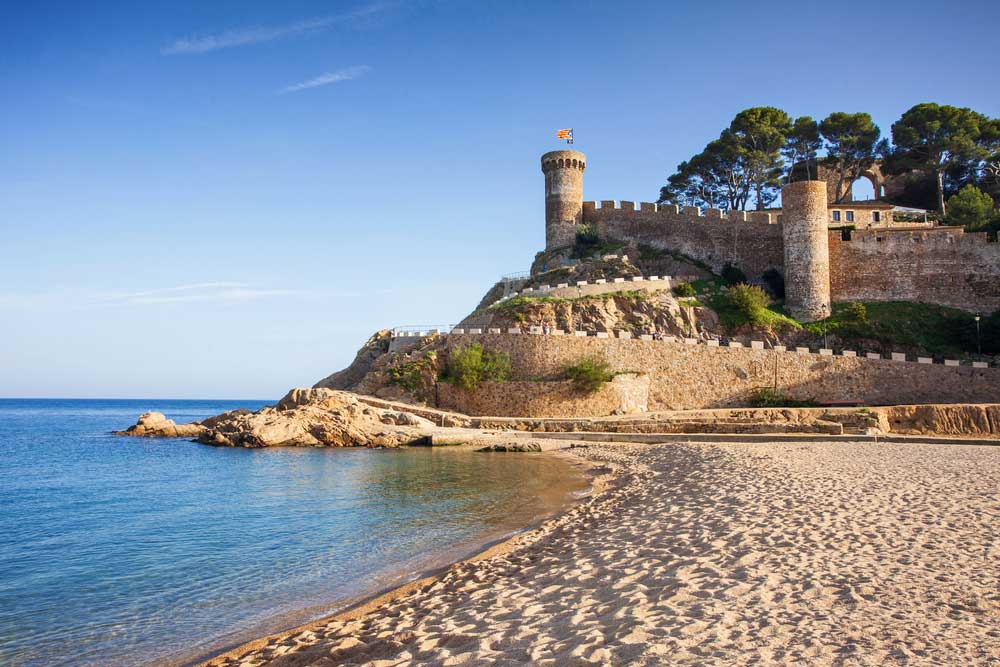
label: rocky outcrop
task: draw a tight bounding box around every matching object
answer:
[196,388,435,448]
[113,412,208,438]
[877,404,1000,437]
[462,290,716,340]
[114,389,438,448]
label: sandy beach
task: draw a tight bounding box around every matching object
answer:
[202,440,1000,667]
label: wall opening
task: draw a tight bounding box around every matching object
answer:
[851,177,877,201]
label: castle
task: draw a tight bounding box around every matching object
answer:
[539,150,1000,319]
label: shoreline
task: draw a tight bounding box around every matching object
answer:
[189,439,1000,667]
[162,447,607,667]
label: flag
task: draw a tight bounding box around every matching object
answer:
[556,128,574,144]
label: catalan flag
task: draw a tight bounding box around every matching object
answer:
[556,128,574,144]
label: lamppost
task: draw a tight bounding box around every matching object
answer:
[975,314,982,355]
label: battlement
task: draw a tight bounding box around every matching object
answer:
[582,200,780,225]
[541,150,586,173]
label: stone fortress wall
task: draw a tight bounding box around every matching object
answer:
[829,228,1000,312]
[439,332,999,415]
[542,150,1000,315]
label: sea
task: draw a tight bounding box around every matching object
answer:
[0,399,589,667]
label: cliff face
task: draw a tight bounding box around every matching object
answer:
[464,291,718,340]
[313,330,391,390]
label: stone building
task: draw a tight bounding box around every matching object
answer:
[539,150,1000,318]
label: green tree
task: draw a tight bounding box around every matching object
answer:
[891,103,999,215]
[659,107,791,211]
[658,137,750,210]
[783,116,822,181]
[944,185,999,231]
[820,112,885,203]
[728,107,792,209]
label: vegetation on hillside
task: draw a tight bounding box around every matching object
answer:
[489,290,649,312]
[440,344,511,391]
[571,223,627,259]
[692,279,800,332]
[805,301,994,357]
[387,351,437,394]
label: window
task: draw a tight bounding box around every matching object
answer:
[846,211,855,222]
[832,210,841,222]
[872,211,881,222]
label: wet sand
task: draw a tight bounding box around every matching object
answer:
[200,440,1000,666]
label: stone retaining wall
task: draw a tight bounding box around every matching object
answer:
[444,334,1000,411]
[437,374,650,418]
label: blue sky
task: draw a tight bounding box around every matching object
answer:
[2,0,998,399]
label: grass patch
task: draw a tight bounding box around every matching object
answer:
[440,344,511,391]
[563,357,615,394]
[804,301,981,356]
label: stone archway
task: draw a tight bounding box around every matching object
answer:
[858,164,885,199]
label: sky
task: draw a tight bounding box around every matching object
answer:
[1,0,998,399]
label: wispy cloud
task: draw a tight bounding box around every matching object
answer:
[97,282,292,306]
[0,282,294,310]
[280,65,371,94]
[162,3,393,55]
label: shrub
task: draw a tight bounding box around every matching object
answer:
[761,268,785,299]
[563,357,614,394]
[844,301,867,323]
[387,352,437,399]
[571,223,601,258]
[750,388,819,408]
[728,283,770,321]
[673,281,696,298]
[721,263,747,286]
[442,344,511,391]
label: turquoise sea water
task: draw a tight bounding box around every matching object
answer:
[0,399,588,667]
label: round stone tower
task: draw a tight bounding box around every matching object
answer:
[781,180,832,322]
[541,150,586,250]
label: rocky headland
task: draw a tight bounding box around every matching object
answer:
[116,388,435,448]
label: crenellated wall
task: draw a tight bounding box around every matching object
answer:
[540,151,999,314]
[830,228,1000,313]
[578,199,1000,313]
[582,200,785,279]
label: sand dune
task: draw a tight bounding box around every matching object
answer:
[203,441,1000,666]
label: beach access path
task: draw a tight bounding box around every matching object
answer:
[204,440,1000,667]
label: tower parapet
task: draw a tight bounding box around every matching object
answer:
[782,180,831,322]
[541,150,586,250]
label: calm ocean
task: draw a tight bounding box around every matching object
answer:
[0,399,588,667]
